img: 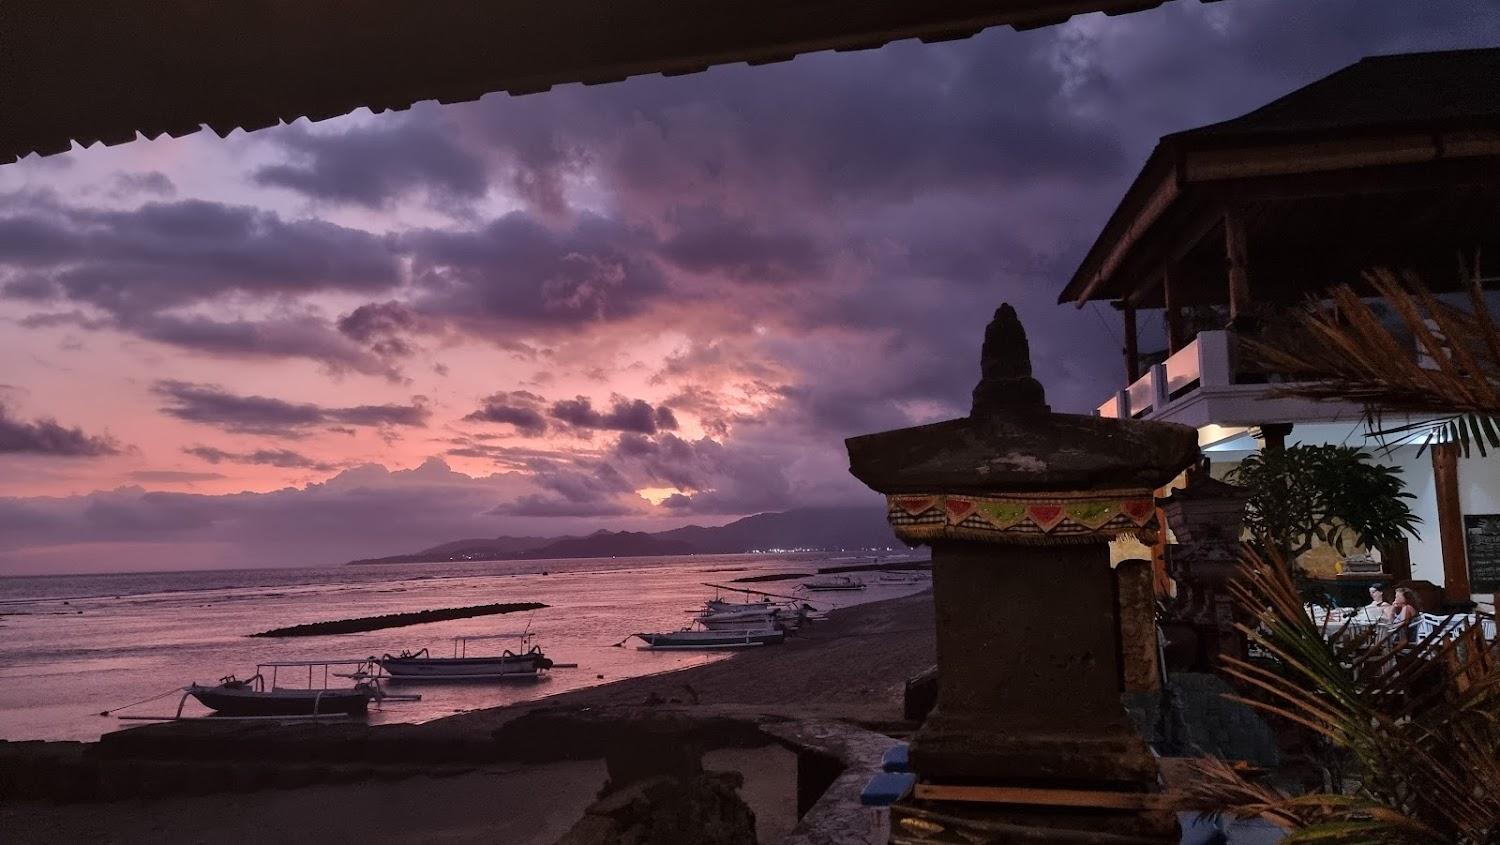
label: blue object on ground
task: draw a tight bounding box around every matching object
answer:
[881,744,910,772]
[861,772,916,807]
[1177,812,1285,845]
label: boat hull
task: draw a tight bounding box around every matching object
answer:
[378,654,550,680]
[188,685,370,717]
[698,611,778,630]
[635,629,785,650]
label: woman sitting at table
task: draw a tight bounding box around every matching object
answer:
[1386,587,1420,646]
[1365,584,1391,620]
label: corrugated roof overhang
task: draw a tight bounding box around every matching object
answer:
[0,0,1205,166]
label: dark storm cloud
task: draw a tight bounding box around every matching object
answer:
[184,445,339,472]
[0,199,398,314]
[336,301,434,360]
[0,403,122,456]
[0,196,403,370]
[610,432,791,514]
[109,171,176,199]
[154,381,429,435]
[464,390,549,436]
[135,313,401,379]
[658,208,829,284]
[550,395,678,435]
[402,212,667,327]
[489,460,643,517]
[253,121,487,209]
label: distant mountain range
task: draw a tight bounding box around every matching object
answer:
[346,506,899,565]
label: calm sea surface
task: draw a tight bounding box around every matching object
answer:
[0,553,927,741]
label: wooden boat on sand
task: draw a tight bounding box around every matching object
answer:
[186,676,374,717]
[378,633,554,681]
[800,575,866,592]
[631,627,785,650]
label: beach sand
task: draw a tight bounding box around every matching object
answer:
[426,588,935,740]
[4,591,934,844]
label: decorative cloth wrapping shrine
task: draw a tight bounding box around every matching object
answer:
[847,304,1199,843]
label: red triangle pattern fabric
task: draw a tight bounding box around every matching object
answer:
[886,490,1160,543]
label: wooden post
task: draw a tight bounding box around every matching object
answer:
[1163,271,1186,353]
[1260,423,1292,452]
[1124,304,1140,383]
[1224,210,1251,324]
[1432,442,1471,604]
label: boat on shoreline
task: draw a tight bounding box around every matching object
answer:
[378,633,554,681]
[800,575,866,592]
[876,570,931,584]
[184,660,382,717]
[187,676,375,717]
[695,584,817,631]
[631,627,785,650]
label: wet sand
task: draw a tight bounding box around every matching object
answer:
[423,588,935,740]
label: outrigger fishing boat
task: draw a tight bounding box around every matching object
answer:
[184,659,381,717]
[631,627,785,650]
[876,570,931,584]
[378,632,554,681]
[695,583,815,631]
[800,574,866,592]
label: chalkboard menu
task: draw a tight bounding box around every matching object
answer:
[1462,514,1500,593]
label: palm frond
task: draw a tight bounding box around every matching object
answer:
[1239,270,1500,457]
[1186,546,1500,843]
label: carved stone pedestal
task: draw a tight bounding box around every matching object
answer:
[846,304,1199,844]
[914,542,1156,786]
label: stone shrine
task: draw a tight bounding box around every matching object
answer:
[1158,460,1253,672]
[846,304,1198,843]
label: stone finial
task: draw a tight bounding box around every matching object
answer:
[971,304,1047,417]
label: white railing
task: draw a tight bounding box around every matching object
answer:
[1126,371,1154,419]
[1163,337,1203,401]
[1097,331,1234,420]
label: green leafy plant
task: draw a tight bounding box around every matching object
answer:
[1225,444,1419,560]
[1181,547,1500,844]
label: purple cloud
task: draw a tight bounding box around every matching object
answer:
[154,381,429,436]
[550,396,678,435]
[0,403,122,456]
[253,121,486,209]
[464,390,550,436]
[184,445,339,472]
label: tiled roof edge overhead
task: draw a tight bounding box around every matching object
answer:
[0,0,1193,164]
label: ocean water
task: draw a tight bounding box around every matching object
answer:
[0,553,927,741]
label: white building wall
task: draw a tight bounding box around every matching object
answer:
[1385,447,1443,585]
[1205,429,1497,601]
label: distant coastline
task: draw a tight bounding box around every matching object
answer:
[346,505,911,566]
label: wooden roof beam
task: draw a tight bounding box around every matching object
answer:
[1071,170,1180,306]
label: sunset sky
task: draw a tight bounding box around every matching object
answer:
[3,0,1498,574]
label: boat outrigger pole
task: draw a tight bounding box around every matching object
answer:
[700,583,812,604]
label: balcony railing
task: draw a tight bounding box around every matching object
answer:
[1094,331,1235,420]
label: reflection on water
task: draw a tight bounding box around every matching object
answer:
[0,553,925,740]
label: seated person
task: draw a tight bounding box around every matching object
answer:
[1386,587,1420,646]
[1366,584,1391,620]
